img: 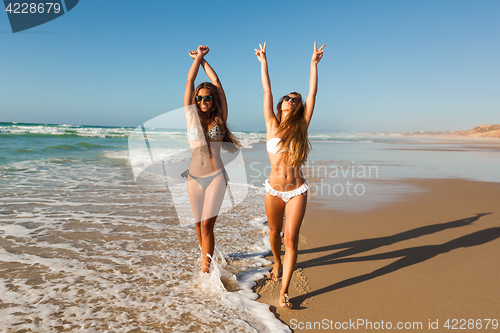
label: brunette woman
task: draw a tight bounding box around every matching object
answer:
[184,45,240,274]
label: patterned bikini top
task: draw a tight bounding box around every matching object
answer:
[187,123,224,141]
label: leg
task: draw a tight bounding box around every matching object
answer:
[199,216,217,273]
[187,176,206,248]
[199,172,227,273]
[200,172,227,222]
[281,192,307,308]
[265,193,286,281]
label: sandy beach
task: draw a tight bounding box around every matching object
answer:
[254,142,500,332]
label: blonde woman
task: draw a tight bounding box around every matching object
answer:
[255,41,324,308]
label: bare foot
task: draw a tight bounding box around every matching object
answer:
[267,263,280,282]
[201,254,211,274]
[280,293,292,309]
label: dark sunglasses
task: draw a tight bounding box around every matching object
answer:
[283,96,298,104]
[195,95,213,103]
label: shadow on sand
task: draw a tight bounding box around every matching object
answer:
[293,213,500,307]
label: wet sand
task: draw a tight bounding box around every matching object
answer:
[254,178,500,332]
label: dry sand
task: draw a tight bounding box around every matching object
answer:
[254,178,500,332]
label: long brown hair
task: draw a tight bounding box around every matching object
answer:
[191,82,242,149]
[275,92,311,166]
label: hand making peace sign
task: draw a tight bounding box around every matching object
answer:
[311,41,325,64]
[255,42,267,63]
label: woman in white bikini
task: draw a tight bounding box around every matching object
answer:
[184,45,241,274]
[255,41,325,308]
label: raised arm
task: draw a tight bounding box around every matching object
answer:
[185,46,228,120]
[255,42,276,130]
[304,42,325,126]
[200,58,228,121]
[184,45,209,107]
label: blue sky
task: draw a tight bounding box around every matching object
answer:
[1,0,499,132]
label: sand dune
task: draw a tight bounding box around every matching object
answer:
[448,124,500,138]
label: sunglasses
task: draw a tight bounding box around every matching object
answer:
[195,95,213,103]
[283,96,299,104]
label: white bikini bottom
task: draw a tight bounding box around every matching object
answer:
[264,179,308,203]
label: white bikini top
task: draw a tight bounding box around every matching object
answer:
[187,123,223,141]
[266,137,285,154]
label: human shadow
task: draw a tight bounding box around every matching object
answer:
[294,226,500,306]
[297,213,491,269]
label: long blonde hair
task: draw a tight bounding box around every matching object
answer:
[275,92,311,166]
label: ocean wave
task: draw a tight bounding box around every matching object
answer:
[13,148,38,154]
[76,142,111,149]
[45,144,81,151]
[0,155,289,332]
[1,122,404,143]
[0,122,132,138]
[49,157,79,164]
